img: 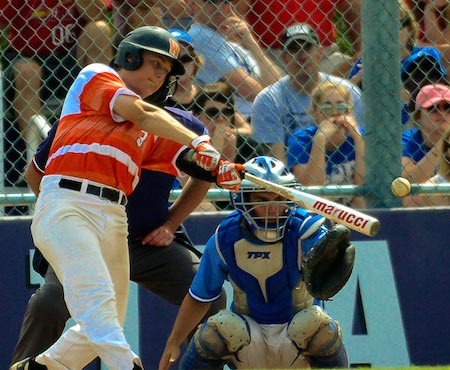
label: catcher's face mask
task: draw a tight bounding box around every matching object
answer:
[230,156,298,243]
[240,191,295,243]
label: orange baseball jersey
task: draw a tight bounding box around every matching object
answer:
[45,63,154,195]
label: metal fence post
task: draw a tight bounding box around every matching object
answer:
[363,0,402,208]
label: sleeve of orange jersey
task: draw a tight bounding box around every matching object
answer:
[79,71,133,117]
[141,138,186,177]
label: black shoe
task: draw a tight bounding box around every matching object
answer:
[10,358,47,370]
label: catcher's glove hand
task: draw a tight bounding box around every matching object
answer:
[302,224,355,300]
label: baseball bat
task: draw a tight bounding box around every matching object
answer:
[244,172,380,237]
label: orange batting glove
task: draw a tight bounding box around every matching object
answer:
[190,135,221,171]
[215,160,246,192]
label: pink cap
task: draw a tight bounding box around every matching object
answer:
[415,83,450,110]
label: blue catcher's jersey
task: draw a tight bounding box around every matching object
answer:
[189,209,327,324]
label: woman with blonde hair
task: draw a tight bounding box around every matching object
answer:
[287,80,366,208]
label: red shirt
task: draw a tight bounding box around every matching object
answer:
[0,0,84,56]
[246,0,344,48]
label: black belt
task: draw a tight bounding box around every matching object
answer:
[58,178,127,206]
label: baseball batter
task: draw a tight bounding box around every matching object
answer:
[11,26,242,370]
[11,105,228,365]
[159,156,355,370]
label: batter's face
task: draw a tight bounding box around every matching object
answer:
[123,51,172,97]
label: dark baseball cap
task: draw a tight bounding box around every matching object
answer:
[283,23,320,48]
[401,46,447,82]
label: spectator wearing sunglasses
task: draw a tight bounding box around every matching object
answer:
[402,83,450,186]
[193,82,264,163]
[287,80,366,208]
[165,29,204,111]
[192,82,265,209]
[251,23,363,164]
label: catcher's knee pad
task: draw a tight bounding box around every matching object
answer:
[193,309,251,359]
[287,306,343,357]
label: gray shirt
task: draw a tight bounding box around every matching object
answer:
[188,23,260,119]
[251,74,364,145]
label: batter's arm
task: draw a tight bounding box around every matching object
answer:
[159,295,211,370]
[113,96,199,146]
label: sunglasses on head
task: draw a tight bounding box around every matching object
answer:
[179,54,195,64]
[317,102,350,116]
[204,106,235,119]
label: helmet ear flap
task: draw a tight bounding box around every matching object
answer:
[145,75,178,106]
[115,43,143,71]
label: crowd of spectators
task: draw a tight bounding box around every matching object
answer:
[1,0,450,211]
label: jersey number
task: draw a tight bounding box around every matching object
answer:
[136,130,149,147]
[51,24,77,47]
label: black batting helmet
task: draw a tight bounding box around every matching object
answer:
[115,26,185,76]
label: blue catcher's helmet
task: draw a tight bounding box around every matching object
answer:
[230,156,297,242]
[115,26,185,76]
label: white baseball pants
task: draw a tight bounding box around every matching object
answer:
[31,175,141,370]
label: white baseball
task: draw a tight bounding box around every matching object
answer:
[391,177,411,197]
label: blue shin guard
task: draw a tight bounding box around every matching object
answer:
[308,343,349,368]
[179,339,225,370]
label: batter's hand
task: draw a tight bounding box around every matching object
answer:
[215,160,245,192]
[141,222,176,246]
[190,135,221,171]
[159,344,180,370]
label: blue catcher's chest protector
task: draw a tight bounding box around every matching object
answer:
[216,210,314,324]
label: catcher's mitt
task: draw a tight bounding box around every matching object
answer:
[302,224,355,300]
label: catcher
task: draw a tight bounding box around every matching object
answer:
[159,156,355,370]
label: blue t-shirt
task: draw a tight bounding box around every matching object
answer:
[402,128,430,163]
[286,125,362,187]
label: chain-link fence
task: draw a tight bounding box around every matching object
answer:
[1,0,450,216]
